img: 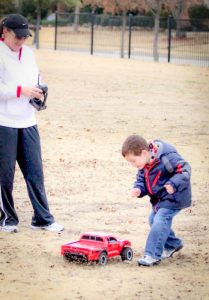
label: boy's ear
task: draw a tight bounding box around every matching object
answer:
[141,149,148,156]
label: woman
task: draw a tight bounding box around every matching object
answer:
[0,14,64,232]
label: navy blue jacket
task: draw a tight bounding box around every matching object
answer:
[134,140,192,210]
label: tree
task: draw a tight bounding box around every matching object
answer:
[0,0,17,15]
[188,4,209,28]
[52,0,82,31]
[167,0,185,37]
[144,0,163,61]
[188,3,209,18]
[20,0,50,48]
[34,0,49,49]
[82,0,144,14]
[83,0,165,61]
[55,0,81,11]
[21,0,81,48]
[73,1,82,32]
[203,0,209,8]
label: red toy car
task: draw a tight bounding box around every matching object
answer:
[61,232,133,265]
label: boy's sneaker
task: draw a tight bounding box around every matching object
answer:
[161,244,183,259]
[138,255,161,266]
[30,222,64,232]
[1,225,18,233]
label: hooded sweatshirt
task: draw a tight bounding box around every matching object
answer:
[0,40,39,128]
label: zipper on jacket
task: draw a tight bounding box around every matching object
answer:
[144,160,160,195]
[152,171,162,187]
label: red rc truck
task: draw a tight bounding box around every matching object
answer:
[61,232,133,265]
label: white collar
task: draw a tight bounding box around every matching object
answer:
[0,40,22,61]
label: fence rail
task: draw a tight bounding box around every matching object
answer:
[54,12,209,67]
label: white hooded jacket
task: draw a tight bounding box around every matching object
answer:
[0,40,39,128]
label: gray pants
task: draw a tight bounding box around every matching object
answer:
[0,125,54,226]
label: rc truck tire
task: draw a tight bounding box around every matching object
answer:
[121,247,133,261]
[63,253,73,262]
[98,252,108,265]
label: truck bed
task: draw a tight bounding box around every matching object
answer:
[62,240,105,251]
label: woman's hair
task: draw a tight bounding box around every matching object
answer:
[0,17,7,38]
[121,135,149,157]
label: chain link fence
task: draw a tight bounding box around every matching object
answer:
[54,12,209,67]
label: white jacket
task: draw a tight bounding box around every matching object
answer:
[0,40,39,128]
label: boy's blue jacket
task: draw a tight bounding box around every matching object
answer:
[134,140,192,210]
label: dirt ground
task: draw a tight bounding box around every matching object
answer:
[0,50,209,300]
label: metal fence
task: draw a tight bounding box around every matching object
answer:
[54,12,209,67]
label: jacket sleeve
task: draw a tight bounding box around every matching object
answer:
[133,170,148,197]
[0,57,19,101]
[164,152,191,192]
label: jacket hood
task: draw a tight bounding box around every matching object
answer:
[148,140,177,161]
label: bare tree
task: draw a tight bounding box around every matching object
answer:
[167,0,185,38]
[30,0,81,48]
[82,0,144,14]
[83,0,145,58]
[144,0,163,61]
[73,2,82,32]
[83,0,165,61]
[34,0,43,49]
[55,0,82,31]
[203,0,209,8]
[60,0,82,31]
[166,0,206,38]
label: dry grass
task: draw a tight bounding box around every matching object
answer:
[0,50,209,300]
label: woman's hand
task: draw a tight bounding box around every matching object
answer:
[131,188,141,198]
[21,86,43,99]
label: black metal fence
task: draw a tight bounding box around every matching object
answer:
[54,12,209,67]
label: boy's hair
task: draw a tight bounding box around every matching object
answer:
[121,135,149,157]
[0,18,6,38]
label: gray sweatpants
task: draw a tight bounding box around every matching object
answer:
[0,125,55,227]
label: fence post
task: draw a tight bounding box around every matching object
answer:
[167,15,172,63]
[90,13,95,55]
[54,12,58,51]
[128,14,132,59]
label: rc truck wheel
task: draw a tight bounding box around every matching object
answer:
[98,252,108,265]
[121,247,133,261]
[63,253,73,262]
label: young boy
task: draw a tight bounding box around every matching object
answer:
[121,135,192,266]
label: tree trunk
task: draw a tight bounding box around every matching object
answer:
[203,0,209,8]
[73,3,80,32]
[34,0,41,49]
[120,13,126,58]
[15,0,22,12]
[57,2,65,13]
[175,0,185,38]
[153,1,161,62]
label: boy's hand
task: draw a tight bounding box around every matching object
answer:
[164,184,174,194]
[131,188,141,198]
